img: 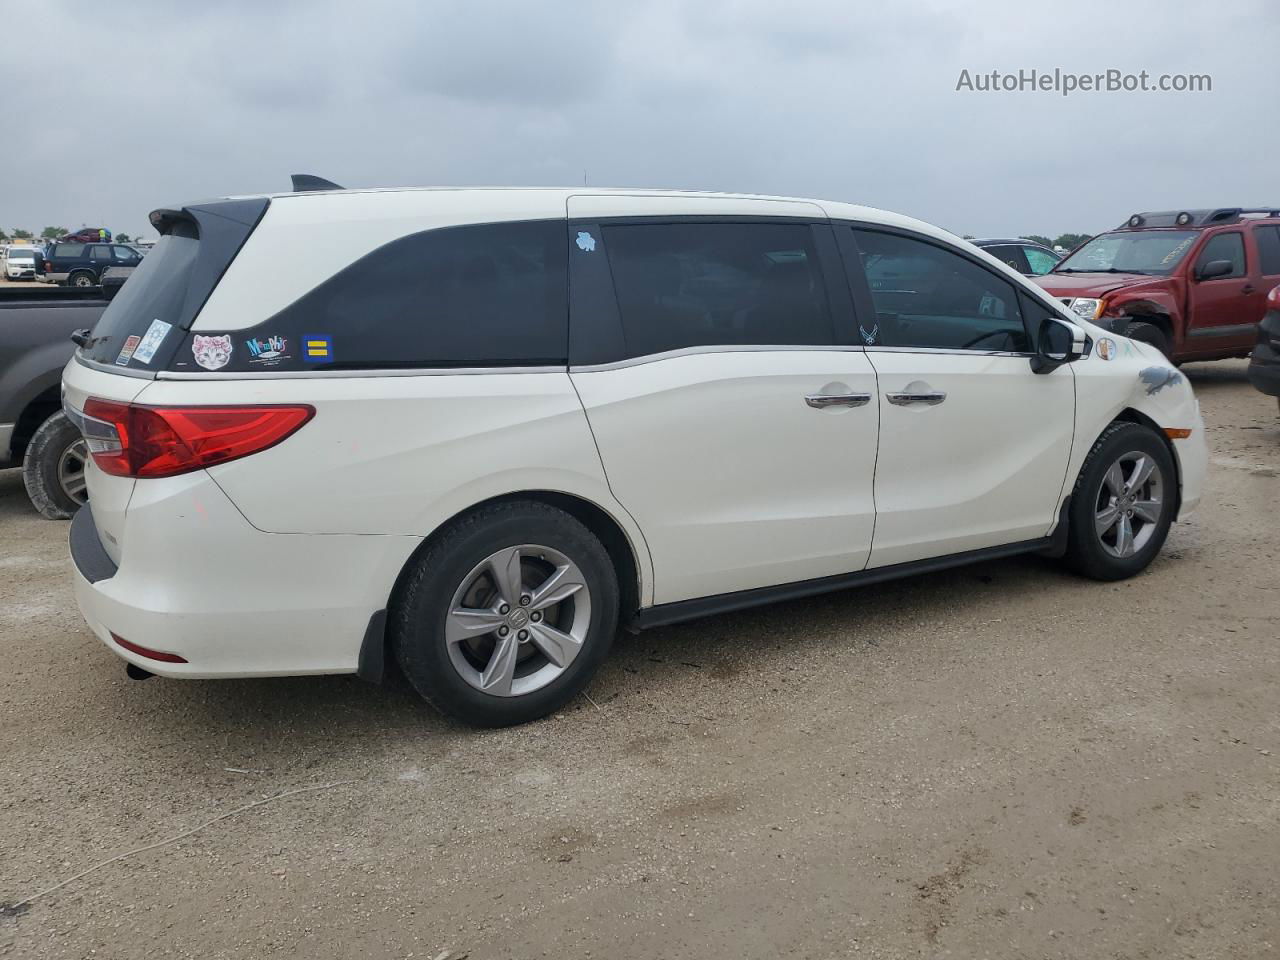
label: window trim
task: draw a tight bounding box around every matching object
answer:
[834,220,1039,357]
[567,216,860,367]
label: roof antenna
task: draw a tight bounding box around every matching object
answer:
[583,169,588,186]
[291,174,344,192]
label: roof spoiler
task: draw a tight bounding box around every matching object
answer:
[291,174,344,192]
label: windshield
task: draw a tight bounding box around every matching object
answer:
[6,249,37,261]
[1054,230,1198,276]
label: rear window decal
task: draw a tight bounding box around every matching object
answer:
[132,318,172,365]
[303,335,333,363]
[192,334,233,370]
[115,335,142,366]
[576,231,596,253]
[246,334,290,366]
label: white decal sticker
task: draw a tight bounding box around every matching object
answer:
[1096,337,1116,360]
[192,334,233,370]
[576,231,596,252]
[132,318,172,365]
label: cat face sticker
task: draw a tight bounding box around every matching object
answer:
[192,334,233,371]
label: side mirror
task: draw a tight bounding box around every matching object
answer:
[1031,316,1087,374]
[1195,259,1234,281]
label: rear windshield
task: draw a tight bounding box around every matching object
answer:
[79,228,200,367]
[79,198,267,369]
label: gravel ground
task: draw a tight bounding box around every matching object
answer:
[1,360,1276,960]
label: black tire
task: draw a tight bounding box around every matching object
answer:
[1124,320,1173,360]
[68,271,96,288]
[22,411,88,520]
[392,500,619,727]
[1062,422,1176,581]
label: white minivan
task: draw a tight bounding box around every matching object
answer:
[63,183,1207,726]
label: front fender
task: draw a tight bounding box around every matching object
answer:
[1066,333,1207,516]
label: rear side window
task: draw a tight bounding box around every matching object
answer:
[852,229,1029,352]
[1254,226,1280,276]
[1195,232,1246,278]
[89,245,111,259]
[600,222,833,358]
[225,219,567,370]
[54,243,85,257]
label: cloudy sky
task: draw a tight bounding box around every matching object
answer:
[4,0,1275,240]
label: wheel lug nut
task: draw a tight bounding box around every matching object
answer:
[531,611,542,622]
[499,604,509,615]
[518,629,529,641]
[519,595,531,606]
[498,626,509,636]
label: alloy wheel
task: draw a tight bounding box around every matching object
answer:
[1094,450,1164,559]
[445,544,591,697]
[58,439,89,506]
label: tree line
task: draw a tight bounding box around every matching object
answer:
[1,226,136,242]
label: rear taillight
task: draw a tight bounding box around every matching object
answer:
[1267,284,1280,310]
[80,399,314,478]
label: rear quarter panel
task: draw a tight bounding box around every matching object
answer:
[142,370,656,603]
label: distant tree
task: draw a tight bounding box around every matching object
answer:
[1024,234,1053,247]
[961,233,975,239]
[116,232,132,243]
[12,229,33,240]
[40,226,67,240]
[0,227,8,242]
[1054,232,1091,251]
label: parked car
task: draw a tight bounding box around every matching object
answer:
[970,238,1061,275]
[3,244,43,280]
[63,184,1207,727]
[37,241,142,287]
[1,286,110,517]
[58,228,112,244]
[1034,208,1280,362]
[99,264,136,300]
[1246,283,1280,411]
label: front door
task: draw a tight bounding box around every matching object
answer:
[841,226,1075,568]
[1186,230,1258,347]
[566,197,881,605]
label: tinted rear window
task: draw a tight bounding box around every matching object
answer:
[171,220,568,372]
[1255,225,1280,276]
[53,243,85,258]
[601,222,833,358]
[80,226,200,366]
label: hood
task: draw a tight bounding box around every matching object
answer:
[1032,272,1163,298]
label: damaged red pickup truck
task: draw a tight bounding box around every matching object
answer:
[1034,208,1280,363]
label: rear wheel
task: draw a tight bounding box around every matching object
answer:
[1063,422,1175,581]
[392,500,619,727]
[22,411,89,520]
[1124,320,1173,361]
[69,271,96,288]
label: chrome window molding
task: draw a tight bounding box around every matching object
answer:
[570,343,868,373]
[156,365,567,380]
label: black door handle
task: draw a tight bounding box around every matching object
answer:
[1242,284,1256,294]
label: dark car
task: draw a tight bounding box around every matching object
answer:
[1247,283,1280,411]
[0,286,110,517]
[37,241,142,287]
[971,238,1062,276]
[1034,207,1280,363]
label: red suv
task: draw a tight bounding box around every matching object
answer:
[1033,208,1280,362]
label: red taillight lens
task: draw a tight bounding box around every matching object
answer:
[1267,284,1280,309]
[81,399,314,478]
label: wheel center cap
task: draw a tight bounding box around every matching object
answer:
[508,608,530,629]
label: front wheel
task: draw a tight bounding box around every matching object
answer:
[1124,321,1173,361]
[1062,422,1176,581]
[392,501,619,727]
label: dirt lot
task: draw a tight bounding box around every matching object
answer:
[1,361,1276,960]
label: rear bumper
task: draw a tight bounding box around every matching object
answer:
[1247,345,1280,397]
[69,478,421,679]
[37,272,67,283]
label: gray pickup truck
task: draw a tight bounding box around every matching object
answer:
[1,287,110,518]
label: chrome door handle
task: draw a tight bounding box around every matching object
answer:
[805,392,872,409]
[886,390,947,406]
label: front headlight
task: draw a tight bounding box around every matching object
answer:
[1068,298,1103,320]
